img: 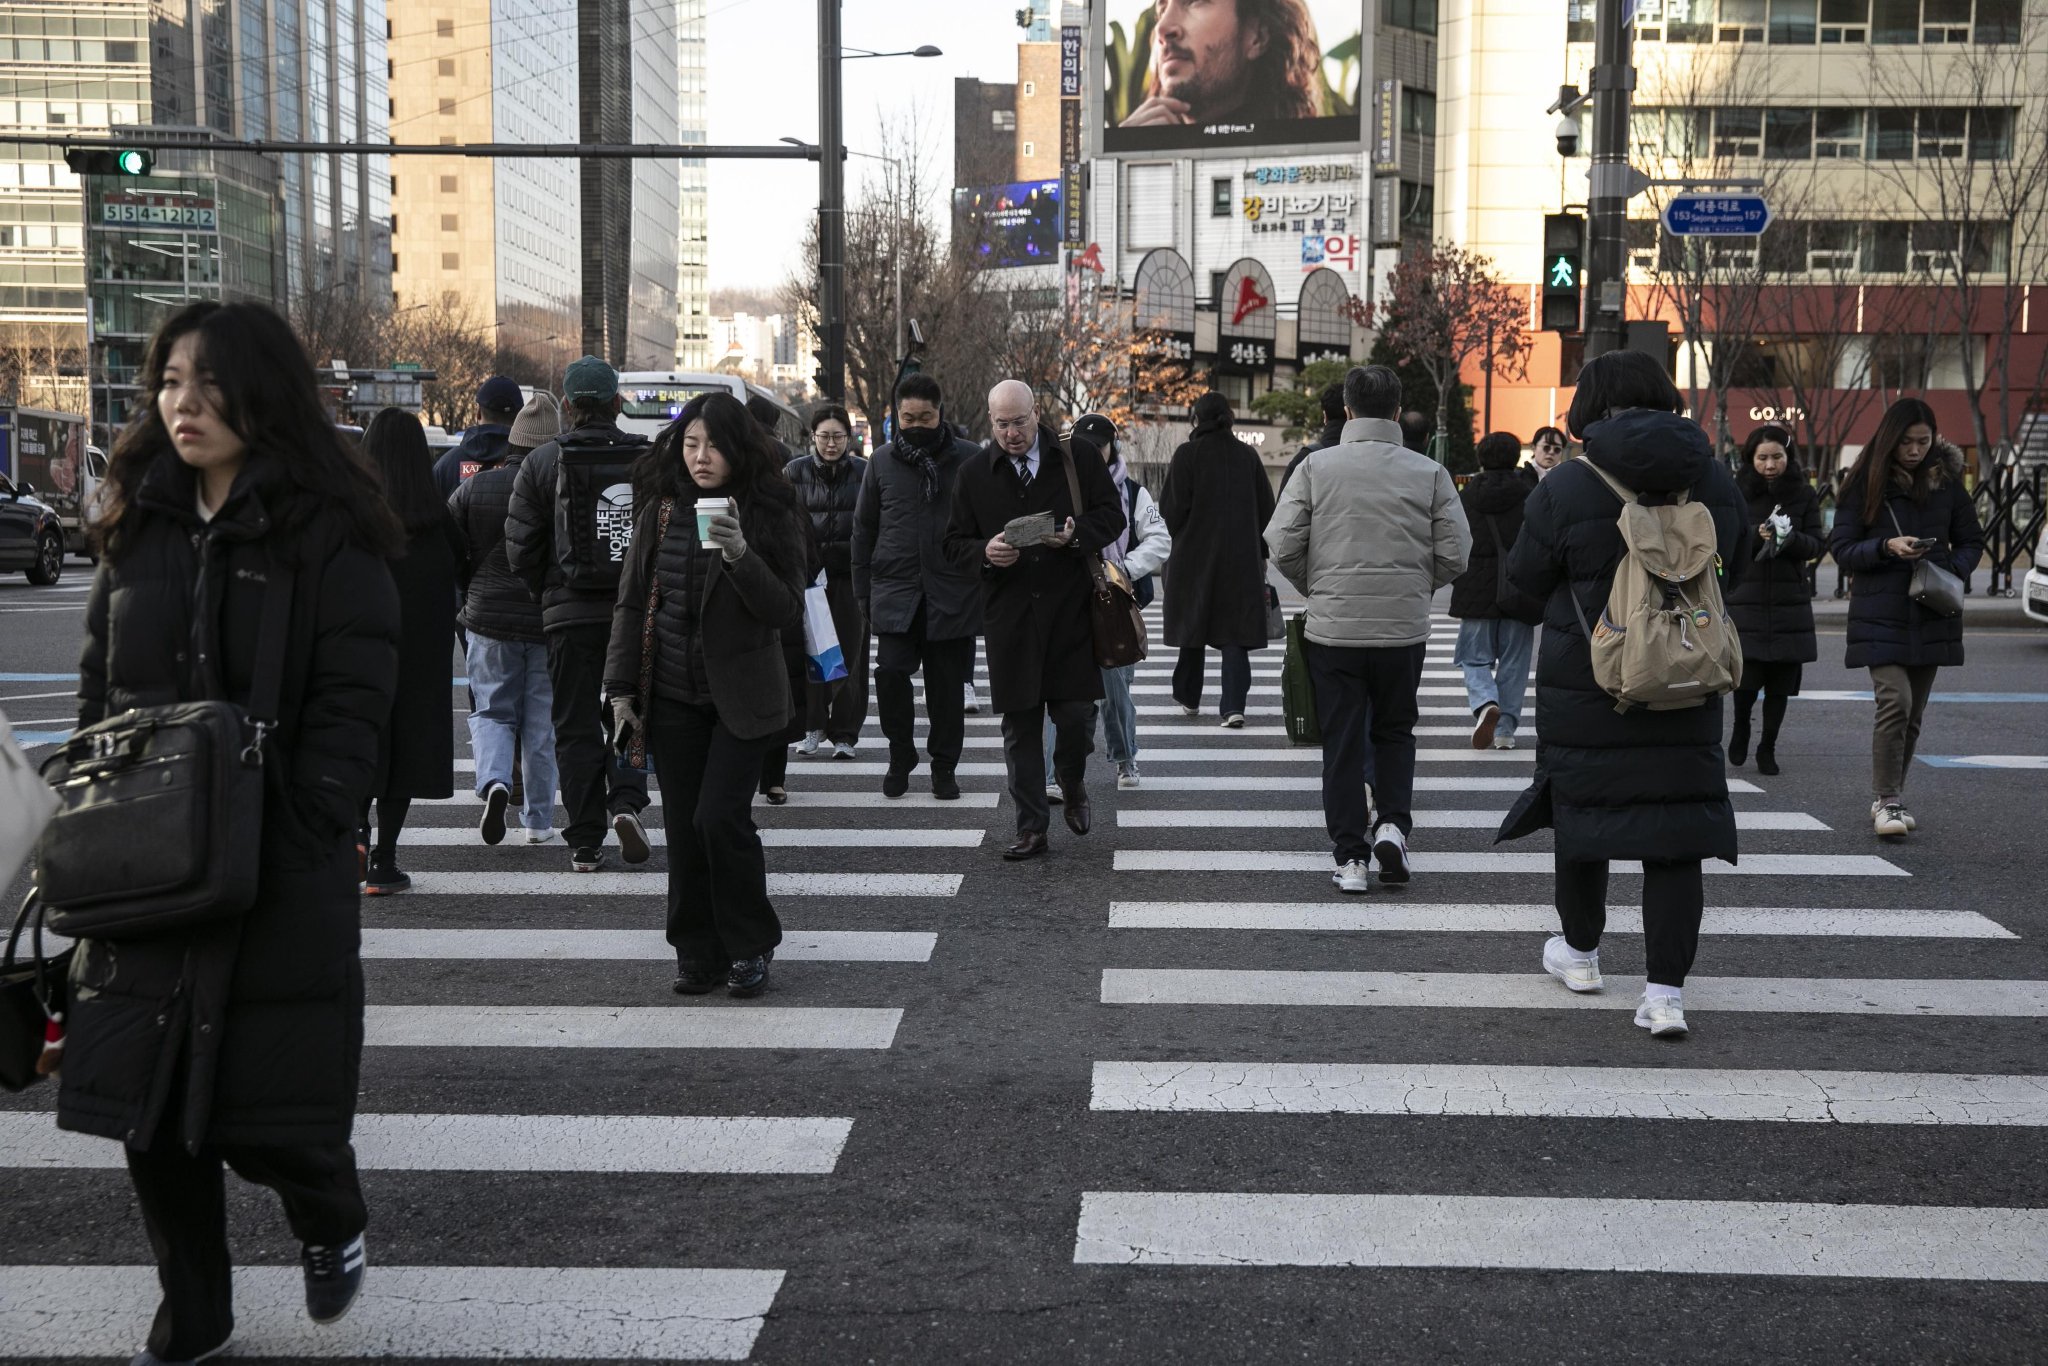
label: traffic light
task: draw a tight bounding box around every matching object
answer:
[63,147,154,177]
[1541,213,1584,333]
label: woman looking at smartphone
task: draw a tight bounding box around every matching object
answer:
[605,392,808,997]
[1828,398,1984,839]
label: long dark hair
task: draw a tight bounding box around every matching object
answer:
[1843,397,1942,525]
[362,407,444,536]
[632,392,803,571]
[97,301,402,560]
[1736,423,1803,500]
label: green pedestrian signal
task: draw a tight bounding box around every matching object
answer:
[63,147,155,177]
[1542,213,1585,333]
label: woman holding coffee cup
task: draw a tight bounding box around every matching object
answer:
[605,392,809,998]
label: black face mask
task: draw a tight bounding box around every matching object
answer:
[897,422,947,454]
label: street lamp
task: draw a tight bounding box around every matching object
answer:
[812,8,944,403]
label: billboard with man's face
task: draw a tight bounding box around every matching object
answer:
[1102,0,1365,154]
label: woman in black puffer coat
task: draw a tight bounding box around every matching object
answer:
[1725,424,1822,776]
[1828,398,1984,840]
[62,302,401,1361]
[783,405,869,755]
[1498,352,1748,1042]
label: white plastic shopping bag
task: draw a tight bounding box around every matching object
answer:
[803,571,847,684]
[0,706,58,887]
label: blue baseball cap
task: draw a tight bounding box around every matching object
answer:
[475,375,523,415]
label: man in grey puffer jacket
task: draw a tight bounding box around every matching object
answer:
[1266,364,1471,893]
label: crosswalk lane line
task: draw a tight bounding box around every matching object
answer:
[1112,851,1903,876]
[395,827,985,848]
[414,791,1003,809]
[0,1112,856,1172]
[0,1265,785,1360]
[356,928,937,962]
[1087,1061,2048,1124]
[365,1004,904,1049]
[1071,1193,2048,1278]
[401,872,962,896]
[1099,969,2048,1015]
[1105,902,2015,938]
[1113,809,1827,831]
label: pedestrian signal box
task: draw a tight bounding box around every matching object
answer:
[65,147,155,177]
[1542,213,1584,333]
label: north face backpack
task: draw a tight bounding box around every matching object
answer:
[554,428,651,594]
[1565,456,1743,713]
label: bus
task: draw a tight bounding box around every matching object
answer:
[616,372,809,453]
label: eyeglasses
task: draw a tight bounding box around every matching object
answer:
[814,430,848,444]
[991,416,1034,432]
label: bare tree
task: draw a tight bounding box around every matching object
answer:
[996,275,1210,430]
[1374,243,1529,454]
[388,291,497,431]
[0,321,88,413]
[290,280,392,372]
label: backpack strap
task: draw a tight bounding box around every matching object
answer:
[1574,454,1638,505]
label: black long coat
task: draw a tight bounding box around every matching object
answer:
[60,454,399,1152]
[1448,468,1542,623]
[370,520,460,800]
[1497,412,1749,865]
[1160,425,1276,650]
[1726,473,1822,664]
[1829,464,1984,670]
[943,426,1126,714]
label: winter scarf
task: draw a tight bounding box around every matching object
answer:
[891,427,946,505]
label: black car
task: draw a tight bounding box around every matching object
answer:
[0,469,64,584]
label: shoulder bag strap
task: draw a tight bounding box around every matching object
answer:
[1058,441,1110,592]
[243,561,297,759]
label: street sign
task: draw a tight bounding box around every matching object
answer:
[1661,194,1773,237]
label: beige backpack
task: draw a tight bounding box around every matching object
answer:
[1566,456,1742,713]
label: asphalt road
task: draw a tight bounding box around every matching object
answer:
[3,552,2046,1364]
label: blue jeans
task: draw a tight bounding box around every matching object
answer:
[1099,664,1137,768]
[1455,618,1533,736]
[467,632,558,831]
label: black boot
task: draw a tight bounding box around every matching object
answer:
[1756,695,1787,776]
[1728,714,1751,767]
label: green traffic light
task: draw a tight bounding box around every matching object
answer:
[115,149,151,176]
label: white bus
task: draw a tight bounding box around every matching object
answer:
[616,372,809,453]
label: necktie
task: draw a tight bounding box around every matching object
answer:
[1014,457,1032,490]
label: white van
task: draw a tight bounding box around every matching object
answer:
[616,372,809,453]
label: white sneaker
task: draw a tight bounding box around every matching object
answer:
[1897,803,1918,831]
[832,741,857,759]
[797,730,824,757]
[1221,713,1245,729]
[1493,734,1517,750]
[1332,860,1372,894]
[1872,801,1909,838]
[1117,766,1141,791]
[524,826,555,845]
[1471,702,1500,749]
[1046,783,1064,805]
[1178,702,1199,717]
[1635,993,1689,1037]
[1371,822,1410,885]
[963,684,982,714]
[1542,934,1603,993]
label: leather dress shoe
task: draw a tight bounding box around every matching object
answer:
[930,768,960,801]
[1061,784,1092,836]
[1003,831,1049,861]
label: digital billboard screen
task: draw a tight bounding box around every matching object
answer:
[953,180,1063,270]
[1103,0,1365,154]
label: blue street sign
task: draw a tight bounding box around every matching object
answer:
[1661,194,1773,237]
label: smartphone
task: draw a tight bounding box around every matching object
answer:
[1910,537,1939,551]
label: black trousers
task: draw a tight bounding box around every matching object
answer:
[651,703,783,969]
[1306,640,1423,861]
[875,607,975,772]
[125,1136,365,1357]
[546,623,649,847]
[1557,855,1705,988]
[1172,644,1252,717]
[1001,699,1096,835]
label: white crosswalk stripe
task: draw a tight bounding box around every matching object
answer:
[1106,902,2015,938]
[1114,808,1825,830]
[1112,851,1906,876]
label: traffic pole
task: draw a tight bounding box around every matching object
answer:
[1583,0,1634,360]
[817,0,847,403]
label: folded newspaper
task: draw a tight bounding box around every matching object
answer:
[1001,512,1056,548]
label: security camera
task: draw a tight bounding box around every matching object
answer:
[1555,115,1582,158]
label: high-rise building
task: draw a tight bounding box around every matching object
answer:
[389,0,579,375]
[676,0,709,369]
[625,0,678,369]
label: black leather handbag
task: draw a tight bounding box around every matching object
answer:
[1,891,71,1092]
[1060,444,1147,669]
[35,566,293,941]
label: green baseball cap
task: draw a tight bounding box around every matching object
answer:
[562,354,618,402]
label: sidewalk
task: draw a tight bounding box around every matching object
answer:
[1809,564,2037,628]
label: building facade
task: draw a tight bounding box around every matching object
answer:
[676,0,708,369]
[1436,0,2048,467]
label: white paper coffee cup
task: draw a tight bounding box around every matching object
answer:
[695,496,730,542]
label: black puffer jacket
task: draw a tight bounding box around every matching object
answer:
[449,450,544,643]
[785,451,867,580]
[1830,461,1984,670]
[1727,471,1822,664]
[505,416,649,633]
[61,453,399,1153]
[1497,414,1749,865]
[1449,468,1541,623]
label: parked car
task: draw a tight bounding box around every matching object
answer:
[2025,523,2048,626]
[0,469,64,584]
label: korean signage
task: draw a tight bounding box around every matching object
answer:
[1060,24,1083,97]
[99,193,218,233]
[1300,234,1361,273]
[1374,78,1400,173]
[1242,186,1357,240]
[1060,101,1086,245]
[1102,0,1367,155]
[1372,177,1400,245]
